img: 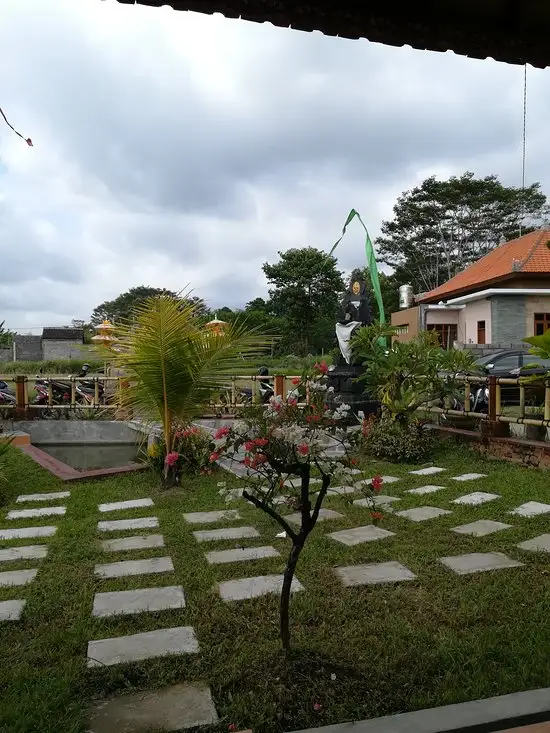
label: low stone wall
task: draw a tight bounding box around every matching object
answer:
[456,342,530,357]
[12,420,138,444]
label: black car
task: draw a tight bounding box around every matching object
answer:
[471,350,550,406]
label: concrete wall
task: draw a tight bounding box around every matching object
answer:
[13,420,138,444]
[14,335,42,361]
[491,295,526,343]
[459,342,530,357]
[458,299,492,344]
[523,294,550,337]
[390,306,420,343]
[0,347,12,362]
[425,309,459,325]
[42,340,85,360]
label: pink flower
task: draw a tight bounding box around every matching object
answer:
[243,456,252,467]
[214,426,230,440]
[254,437,268,447]
[292,377,301,385]
[288,398,297,407]
[313,702,322,712]
[164,451,179,467]
[371,511,383,522]
[244,441,255,452]
[297,444,309,455]
[209,451,220,463]
[314,361,328,375]
[228,725,237,732]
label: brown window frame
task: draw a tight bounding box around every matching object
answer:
[534,313,550,336]
[477,320,486,345]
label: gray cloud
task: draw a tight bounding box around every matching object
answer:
[0,0,548,329]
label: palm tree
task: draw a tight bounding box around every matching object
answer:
[109,295,269,465]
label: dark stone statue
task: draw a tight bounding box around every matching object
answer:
[326,274,379,418]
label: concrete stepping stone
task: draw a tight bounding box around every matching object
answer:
[94,557,174,579]
[440,552,523,575]
[0,545,48,563]
[517,534,550,553]
[284,477,321,488]
[356,476,400,487]
[0,568,38,587]
[406,485,446,495]
[286,508,344,524]
[88,682,219,732]
[453,492,500,506]
[409,466,446,476]
[101,534,165,553]
[0,526,57,540]
[324,486,357,496]
[7,506,66,520]
[193,526,260,543]
[98,517,159,533]
[335,561,416,586]
[328,525,395,546]
[451,473,487,481]
[510,501,550,518]
[99,498,154,513]
[452,520,512,537]
[353,496,401,508]
[206,545,279,565]
[183,510,240,525]
[396,506,452,522]
[16,491,70,503]
[219,573,304,602]
[87,626,199,667]
[92,585,186,617]
[0,599,26,621]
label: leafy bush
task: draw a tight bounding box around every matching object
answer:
[145,426,216,482]
[363,415,434,462]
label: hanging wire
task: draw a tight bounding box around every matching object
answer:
[519,63,527,237]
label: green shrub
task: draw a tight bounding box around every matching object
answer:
[363,416,434,463]
[0,360,102,376]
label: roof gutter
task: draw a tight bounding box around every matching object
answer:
[444,288,550,305]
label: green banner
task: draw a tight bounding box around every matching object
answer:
[330,209,385,324]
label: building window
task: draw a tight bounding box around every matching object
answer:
[394,325,409,335]
[534,313,550,336]
[427,323,457,349]
[477,320,486,345]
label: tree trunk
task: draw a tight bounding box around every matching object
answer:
[280,540,304,652]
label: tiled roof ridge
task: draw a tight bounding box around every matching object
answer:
[520,229,550,271]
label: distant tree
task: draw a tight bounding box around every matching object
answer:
[91,287,211,327]
[377,172,549,294]
[0,320,14,348]
[263,247,344,355]
[91,286,179,325]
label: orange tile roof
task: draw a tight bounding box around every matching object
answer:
[419,229,550,303]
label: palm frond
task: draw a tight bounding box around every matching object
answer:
[109,295,271,451]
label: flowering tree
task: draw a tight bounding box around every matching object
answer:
[213,364,381,651]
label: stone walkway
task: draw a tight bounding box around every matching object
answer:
[86,496,218,730]
[0,490,68,620]
[219,460,550,590]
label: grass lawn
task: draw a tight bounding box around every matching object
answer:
[1,443,550,733]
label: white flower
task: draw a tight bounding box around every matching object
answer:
[233,420,248,436]
[357,410,365,420]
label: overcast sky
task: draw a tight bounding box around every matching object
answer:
[1,0,549,332]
